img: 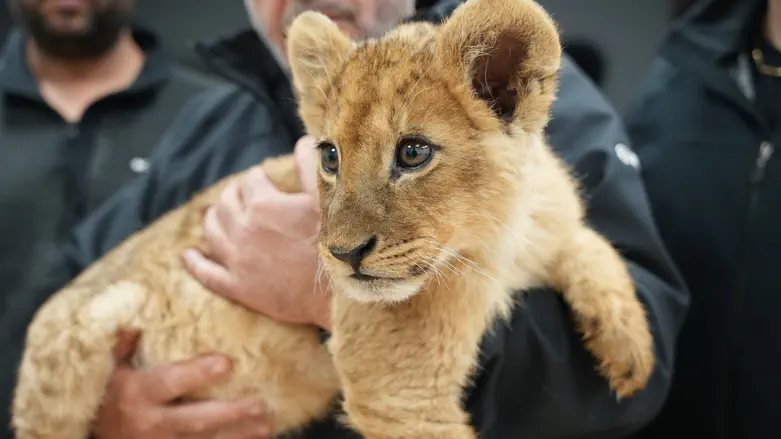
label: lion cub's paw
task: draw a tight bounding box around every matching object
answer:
[577,292,655,399]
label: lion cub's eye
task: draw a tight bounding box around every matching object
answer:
[396,138,433,169]
[319,143,339,174]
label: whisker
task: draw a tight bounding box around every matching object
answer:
[420,240,498,283]
[420,259,448,290]
[314,258,326,296]
[424,254,465,277]
[420,239,480,269]
[394,253,447,289]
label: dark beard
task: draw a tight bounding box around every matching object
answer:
[11,3,131,60]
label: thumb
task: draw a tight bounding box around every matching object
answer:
[294,136,320,199]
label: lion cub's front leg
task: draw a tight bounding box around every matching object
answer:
[328,287,487,439]
[548,226,655,398]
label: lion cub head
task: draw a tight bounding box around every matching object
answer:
[286,0,561,303]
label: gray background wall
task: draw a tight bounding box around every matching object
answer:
[539,0,669,112]
[0,0,673,114]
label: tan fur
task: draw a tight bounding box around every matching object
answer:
[11,155,342,439]
[12,1,654,438]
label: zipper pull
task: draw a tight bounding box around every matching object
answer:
[751,141,774,184]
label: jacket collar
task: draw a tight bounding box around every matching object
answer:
[0,24,172,101]
[664,0,765,64]
[659,0,768,133]
[196,27,307,141]
[193,28,288,101]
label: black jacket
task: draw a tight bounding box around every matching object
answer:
[0,26,219,313]
[625,0,777,438]
[1,1,689,438]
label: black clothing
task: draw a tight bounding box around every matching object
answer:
[3,2,689,438]
[626,0,779,437]
[0,25,218,437]
[750,38,781,135]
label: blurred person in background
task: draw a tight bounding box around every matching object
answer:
[0,0,217,377]
[626,0,781,437]
[0,0,217,436]
[0,0,689,438]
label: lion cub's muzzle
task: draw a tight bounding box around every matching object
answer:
[327,235,387,281]
[323,235,435,281]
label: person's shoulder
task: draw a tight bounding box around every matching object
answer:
[147,78,296,181]
[180,82,283,139]
[174,82,263,121]
[138,61,229,127]
[545,54,629,156]
[554,54,618,121]
[636,55,682,97]
[166,62,227,94]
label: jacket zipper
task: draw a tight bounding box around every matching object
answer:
[750,141,774,186]
[724,140,774,437]
[740,140,772,287]
[739,140,774,309]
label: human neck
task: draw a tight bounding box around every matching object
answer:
[765,0,781,51]
[26,30,145,122]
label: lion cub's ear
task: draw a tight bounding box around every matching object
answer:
[286,12,354,137]
[436,0,562,133]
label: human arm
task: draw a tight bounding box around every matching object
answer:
[0,85,298,439]
[64,86,294,278]
[0,86,286,359]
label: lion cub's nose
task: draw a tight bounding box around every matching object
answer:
[329,236,378,271]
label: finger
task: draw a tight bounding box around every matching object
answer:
[113,327,141,363]
[202,207,238,266]
[137,355,232,403]
[215,181,246,240]
[162,397,268,436]
[240,165,280,206]
[182,248,239,299]
[294,136,320,199]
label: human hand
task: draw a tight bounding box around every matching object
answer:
[182,136,331,330]
[92,329,273,439]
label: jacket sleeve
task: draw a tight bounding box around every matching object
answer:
[1,85,288,334]
[0,85,295,439]
[463,58,690,438]
[61,85,294,280]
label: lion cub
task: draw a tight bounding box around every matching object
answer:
[12,0,654,438]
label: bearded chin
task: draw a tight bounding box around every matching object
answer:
[15,7,130,60]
